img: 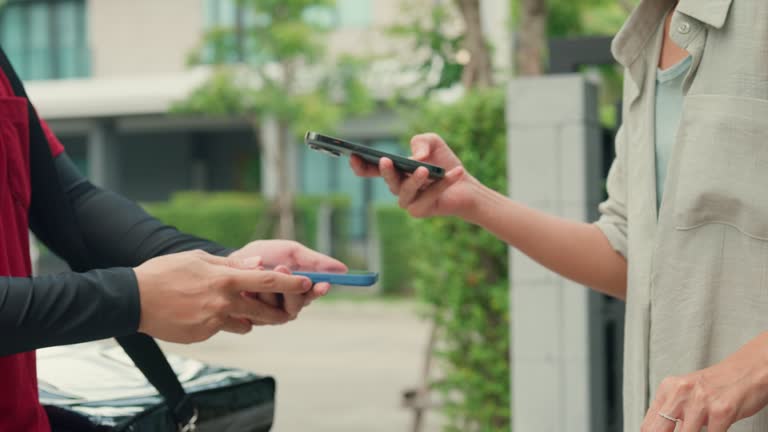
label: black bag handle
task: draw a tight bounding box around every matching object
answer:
[0,47,198,431]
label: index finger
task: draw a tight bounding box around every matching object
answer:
[225,269,313,295]
[350,155,381,177]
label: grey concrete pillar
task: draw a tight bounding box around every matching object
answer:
[87,120,119,190]
[506,75,605,432]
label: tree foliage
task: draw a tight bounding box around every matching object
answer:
[388,0,493,95]
[179,0,372,132]
[175,0,372,238]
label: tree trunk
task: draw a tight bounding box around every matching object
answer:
[454,0,494,89]
[516,0,548,76]
[274,119,295,240]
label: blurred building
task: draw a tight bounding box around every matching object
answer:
[1,0,509,241]
[0,0,399,241]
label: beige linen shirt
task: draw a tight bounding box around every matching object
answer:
[595,0,768,430]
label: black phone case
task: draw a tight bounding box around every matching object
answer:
[304,131,446,179]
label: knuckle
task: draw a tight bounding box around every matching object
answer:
[677,377,694,392]
[664,376,694,400]
[214,272,235,290]
[710,400,736,421]
[660,376,681,391]
[260,274,277,290]
[210,295,231,314]
[272,309,291,324]
[691,378,711,402]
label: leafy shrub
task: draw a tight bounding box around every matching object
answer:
[374,204,416,296]
[404,89,510,431]
[143,192,350,255]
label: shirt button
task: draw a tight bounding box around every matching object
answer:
[678,22,691,34]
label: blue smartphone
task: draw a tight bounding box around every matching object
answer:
[292,270,379,287]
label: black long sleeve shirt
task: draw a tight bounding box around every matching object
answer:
[0,154,233,357]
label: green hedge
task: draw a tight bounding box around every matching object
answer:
[143,192,350,253]
[404,89,510,430]
[374,204,416,296]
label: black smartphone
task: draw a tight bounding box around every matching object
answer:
[304,131,446,179]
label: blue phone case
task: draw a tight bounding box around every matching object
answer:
[292,271,379,287]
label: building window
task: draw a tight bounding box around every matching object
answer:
[0,0,90,80]
[202,0,373,61]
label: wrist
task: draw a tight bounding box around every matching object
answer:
[755,332,768,392]
[458,177,505,226]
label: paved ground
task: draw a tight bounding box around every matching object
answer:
[161,299,443,432]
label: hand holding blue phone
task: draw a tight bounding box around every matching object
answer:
[292,271,378,287]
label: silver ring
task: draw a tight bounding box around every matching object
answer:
[658,411,681,423]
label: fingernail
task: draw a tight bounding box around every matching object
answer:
[303,278,312,291]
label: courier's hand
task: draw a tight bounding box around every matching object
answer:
[134,250,315,343]
[229,240,347,317]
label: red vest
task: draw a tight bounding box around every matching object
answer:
[0,69,65,432]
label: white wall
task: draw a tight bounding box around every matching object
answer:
[88,0,204,77]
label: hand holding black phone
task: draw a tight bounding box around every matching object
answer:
[304,131,446,179]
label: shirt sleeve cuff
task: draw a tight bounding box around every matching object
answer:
[95,267,143,335]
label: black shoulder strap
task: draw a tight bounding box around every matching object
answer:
[115,335,198,430]
[0,48,198,430]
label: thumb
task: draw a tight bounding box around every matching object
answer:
[410,133,438,161]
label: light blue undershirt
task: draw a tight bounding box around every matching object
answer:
[654,55,691,209]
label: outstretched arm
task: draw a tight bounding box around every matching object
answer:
[351,131,629,299]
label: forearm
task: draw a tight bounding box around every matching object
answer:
[0,269,140,356]
[69,183,233,266]
[462,180,628,299]
[39,153,234,269]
